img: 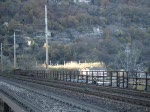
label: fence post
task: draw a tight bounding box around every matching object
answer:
[60,71,62,80]
[63,71,64,81]
[44,71,46,78]
[73,71,75,82]
[45,70,47,78]
[70,71,71,82]
[57,71,58,80]
[59,71,61,80]
[96,71,98,85]
[41,70,44,78]
[53,71,55,79]
[41,70,42,78]
[75,71,77,82]
[40,70,41,78]
[103,71,105,86]
[110,71,112,87]
[52,71,54,79]
[145,72,148,91]
[116,71,119,87]
[135,72,138,90]
[123,71,125,88]
[49,70,51,78]
[126,72,129,89]
[54,71,57,79]
[77,71,79,82]
[86,71,89,84]
[92,71,93,84]
[58,71,59,80]
[86,71,88,84]
[59,71,60,80]
[66,71,68,81]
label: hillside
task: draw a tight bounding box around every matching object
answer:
[0,0,150,71]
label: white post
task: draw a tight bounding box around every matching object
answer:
[14,32,16,69]
[45,4,49,70]
[1,43,3,71]
[50,60,51,65]
[64,60,65,65]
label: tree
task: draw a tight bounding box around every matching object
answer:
[115,43,142,72]
[91,0,101,6]
[17,54,37,70]
[1,56,13,70]
[67,15,79,27]
[101,0,110,9]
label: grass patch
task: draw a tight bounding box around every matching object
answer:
[42,61,106,70]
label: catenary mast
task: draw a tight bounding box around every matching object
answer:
[45,2,49,70]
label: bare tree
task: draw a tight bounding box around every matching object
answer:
[115,43,142,72]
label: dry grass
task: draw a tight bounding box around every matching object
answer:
[42,61,106,70]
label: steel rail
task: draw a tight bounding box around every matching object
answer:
[29,76,150,98]
[3,80,110,112]
[8,74,150,99]
[1,74,150,108]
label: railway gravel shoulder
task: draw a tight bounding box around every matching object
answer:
[1,75,150,112]
[0,88,42,112]
[0,77,112,112]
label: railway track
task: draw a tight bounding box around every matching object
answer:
[0,87,43,112]
[0,75,110,112]
[1,74,150,108]
[0,80,101,112]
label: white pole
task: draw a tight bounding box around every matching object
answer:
[1,43,3,71]
[50,60,51,65]
[45,4,49,70]
[14,32,16,69]
[64,60,65,65]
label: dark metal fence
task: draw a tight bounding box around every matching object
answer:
[14,69,150,92]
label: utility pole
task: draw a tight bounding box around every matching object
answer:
[45,3,49,70]
[14,32,16,69]
[1,43,3,71]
